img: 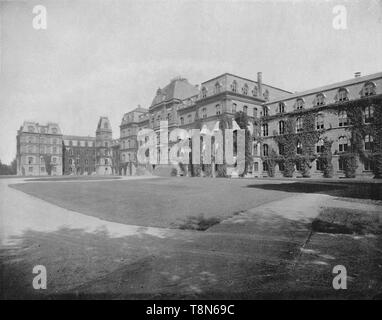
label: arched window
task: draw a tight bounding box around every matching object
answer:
[279,120,285,134]
[104,122,108,129]
[263,144,269,157]
[296,141,303,154]
[365,135,374,151]
[232,103,237,113]
[28,126,35,133]
[338,136,349,152]
[201,87,207,98]
[362,82,376,97]
[216,104,221,115]
[337,88,349,102]
[243,105,248,114]
[315,93,325,106]
[296,98,304,110]
[263,106,269,117]
[252,86,258,96]
[187,114,192,123]
[180,117,184,125]
[231,80,237,93]
[28,157,33,164]
[296,117,303,133]
[242,83,249,95]
[278,102,285,113]
[338,110,348,126]
[364,105,374,123]
[316,139,324,153]
[69,159,73,165]
[316,114,324,130]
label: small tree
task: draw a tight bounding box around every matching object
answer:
[234,111,252,176]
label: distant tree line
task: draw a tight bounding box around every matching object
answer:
[0,158,17,175]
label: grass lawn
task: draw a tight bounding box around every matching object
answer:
[10,177,293,229]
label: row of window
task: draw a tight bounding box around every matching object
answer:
[27,166,57,173]
[201,81,261,98]
[24,137,60,144]
[262,106,375,136]
[27,156,58,164]
[262,158,375,172]
[27,126,59,134]
[271,82,377,115]
[262,135,374,157]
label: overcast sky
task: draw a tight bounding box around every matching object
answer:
[0,0,381,163]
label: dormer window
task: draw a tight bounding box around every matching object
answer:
[215,82,221,94]
[315,93,325,106]
[296,98,304,110]
[201,87,207,98]
[362,82,376,97]
[262,106,269,117]
[242,84,249,95]
[337,88,349,102]
[28,126,35,133]
[243,105,248,114]
[52,128,58,134]
[180,117,184,125]
[252,86,258,97]
[104,123,108,129]
[231,80,237,93]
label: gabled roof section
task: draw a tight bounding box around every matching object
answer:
[150,77,199,108]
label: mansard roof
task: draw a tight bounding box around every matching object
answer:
[150,77,199,108]
[265,71,382,104]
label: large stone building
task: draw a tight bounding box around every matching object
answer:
[118,73,291,176]
[260,71,382,178]
[18,116,117,176]
[16,122,63,176]
[16,71,382,179]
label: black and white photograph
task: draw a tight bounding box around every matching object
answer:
[0,0,382,305]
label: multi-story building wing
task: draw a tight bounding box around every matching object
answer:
[16,122,63,176]
[118,72,292,176]
[62,135,96,175]
[260,72,382,178]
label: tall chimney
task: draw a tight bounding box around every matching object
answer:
[257,72,263,97]
[354,72,361,78]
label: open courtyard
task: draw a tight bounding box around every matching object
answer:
[1,176,382,299]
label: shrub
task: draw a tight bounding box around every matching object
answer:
[340,153,358,178]
[170,168,178,176]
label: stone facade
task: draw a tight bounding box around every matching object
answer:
[260,72,382,178]
[16,122,63,176]
[118,73,291,176]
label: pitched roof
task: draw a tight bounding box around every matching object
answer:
[150,77,199,107]
[265,71,382,104]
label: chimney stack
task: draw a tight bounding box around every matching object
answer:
[354,72,361,78]
[257,72,263,97]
